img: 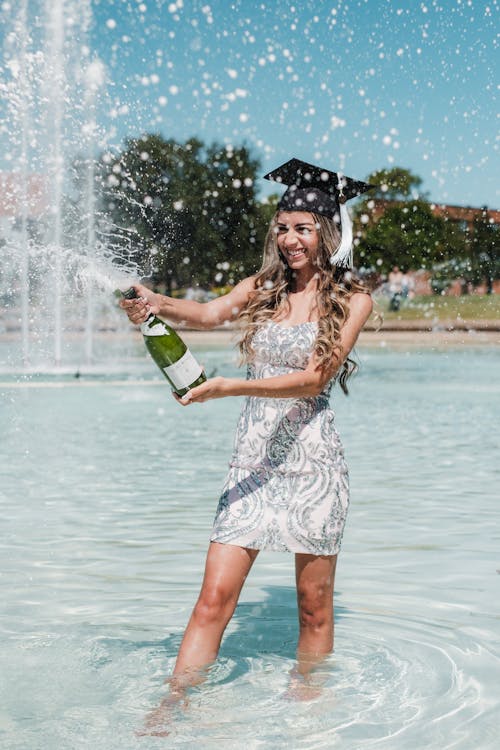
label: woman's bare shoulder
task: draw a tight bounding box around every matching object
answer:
[225,275,258,300]
[234,275,258,292]
[349,290,373,313]
[211,275,258,317]
[347,291,373,323]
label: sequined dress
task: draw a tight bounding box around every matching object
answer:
[210,321,349,555]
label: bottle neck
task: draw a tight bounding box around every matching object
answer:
[140,313,173,337]
[141,312,159,330]
[120,289,157,324]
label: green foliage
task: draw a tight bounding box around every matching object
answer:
[466,209,499,293]
[354,166,472,279]
[93,152,496,296]
[355,199,459,274]
[365,167,424,200]
[429,259,468,295]
[97,134,268,291]
[428,209,498,293]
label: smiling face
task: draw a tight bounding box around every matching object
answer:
[275,211,320,271]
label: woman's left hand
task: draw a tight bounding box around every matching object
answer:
[173,376,230,405]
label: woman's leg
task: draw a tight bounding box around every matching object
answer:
[294,553,337,676]
[173,541,259,682]
[140,542,258,736]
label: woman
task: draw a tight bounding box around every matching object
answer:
[121,158,373,703]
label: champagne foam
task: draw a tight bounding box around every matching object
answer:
[76,260,143,297]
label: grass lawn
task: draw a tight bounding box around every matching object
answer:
[374,294,500,321]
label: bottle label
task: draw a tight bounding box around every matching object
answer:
[163,349,202,390]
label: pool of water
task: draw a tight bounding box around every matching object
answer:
[1,343,499,749]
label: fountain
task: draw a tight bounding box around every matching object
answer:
[0,0,135,372]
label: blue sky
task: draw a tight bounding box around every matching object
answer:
[2,0,498,208]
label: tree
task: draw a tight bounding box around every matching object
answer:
[466,208,499,293]
[365,166,425,201]
[353,166,469,277]
[192,142,266,286]
[96,135,266,292]
[355,199,454,274]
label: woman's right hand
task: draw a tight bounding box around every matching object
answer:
[119,283,161,324]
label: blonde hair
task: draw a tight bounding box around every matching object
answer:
[238,211,370,394]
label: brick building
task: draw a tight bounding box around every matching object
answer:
[366,198,500,231]
[364,198,499,295]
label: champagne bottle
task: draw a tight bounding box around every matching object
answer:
[120,287,207,396]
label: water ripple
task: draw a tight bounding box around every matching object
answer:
[1,347,499,748]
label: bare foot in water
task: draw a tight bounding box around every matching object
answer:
[135,666,208,736]
[283,674,323,702]
[135,689,187,737]
[283,660,327,702]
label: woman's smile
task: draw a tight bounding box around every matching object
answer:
[286,249,306,259]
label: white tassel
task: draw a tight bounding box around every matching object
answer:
[329,200,353,268]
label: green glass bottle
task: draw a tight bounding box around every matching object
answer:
[120,287,207,396]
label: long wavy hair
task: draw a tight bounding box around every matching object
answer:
[238,211,371,394]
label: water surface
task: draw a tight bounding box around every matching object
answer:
[0,343,498,749]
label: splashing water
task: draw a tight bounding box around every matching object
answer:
[0,0,143,371]
[75,259,139,299]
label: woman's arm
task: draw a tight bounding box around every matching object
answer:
[179,292,373,403]
[119,276,256,330]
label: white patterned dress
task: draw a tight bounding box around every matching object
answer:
[210,321,350,555]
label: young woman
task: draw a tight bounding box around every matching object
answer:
[121,159,373,710]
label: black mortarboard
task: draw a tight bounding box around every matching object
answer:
[263,158,374,267]
[263,158,372,218]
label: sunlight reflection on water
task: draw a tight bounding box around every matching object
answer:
[0,344,498,749]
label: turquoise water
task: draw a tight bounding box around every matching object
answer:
[1,344,499,749]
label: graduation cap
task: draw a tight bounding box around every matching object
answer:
[263,158,374,268]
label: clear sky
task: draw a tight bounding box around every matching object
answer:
[2,0,499,208]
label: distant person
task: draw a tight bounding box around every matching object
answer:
[401,270,414,300]
[388,265,404,311]
[121,158,374,732]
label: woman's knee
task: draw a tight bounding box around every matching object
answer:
[192,585,236,627]
[297,582,333,630]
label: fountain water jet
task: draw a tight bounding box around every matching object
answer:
[82,59,107,366]
[0,0,137,372]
